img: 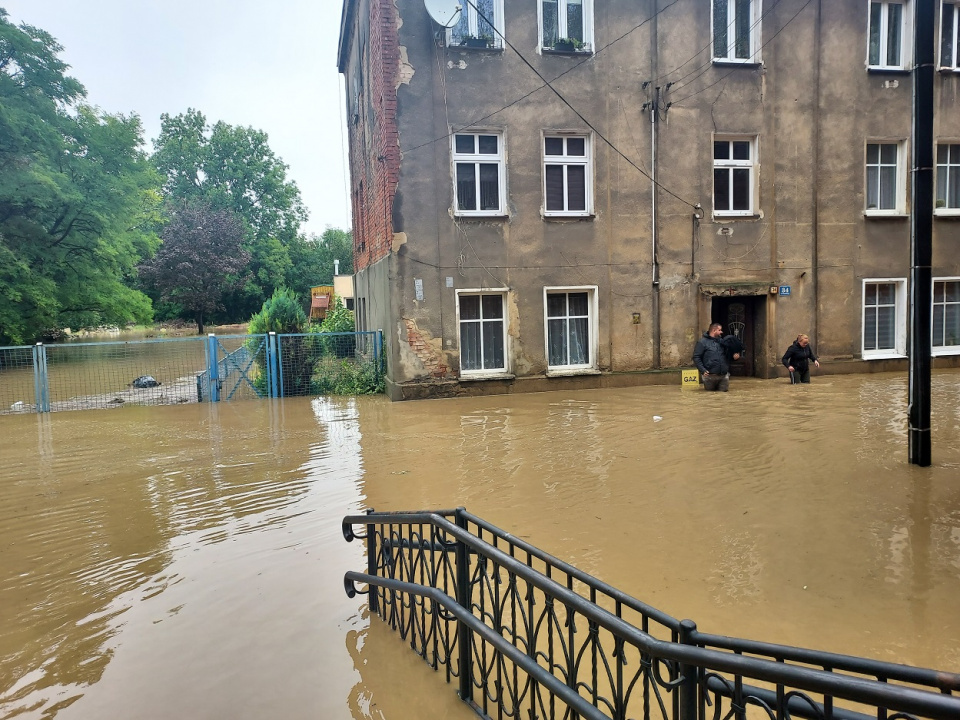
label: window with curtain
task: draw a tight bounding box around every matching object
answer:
[866,142,902,213]
[868,1,909,69]
[450,0,503,47]
[713,0,759,62]
[546,290,594,369]
[933,280,960,352]
[540,0,591,49]
[458,292,506,374]
[936,144,960,212]
[862,280,906,357]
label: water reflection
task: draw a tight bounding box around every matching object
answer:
[0,371,958,720]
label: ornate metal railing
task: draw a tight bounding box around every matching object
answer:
[342,508,960,720]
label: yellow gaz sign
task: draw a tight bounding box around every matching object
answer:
[681,368,700,389]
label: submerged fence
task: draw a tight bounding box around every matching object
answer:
[0,331,383,414]
[343,508,960,720]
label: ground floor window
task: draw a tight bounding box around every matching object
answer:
[457,291,507,375]
[544,286,597,372]
[862,278,907,358]
[933,278,960,354]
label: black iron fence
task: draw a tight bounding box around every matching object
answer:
[342,508,960,720]
[0,331,383,414]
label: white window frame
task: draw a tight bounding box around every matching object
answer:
[447,0,505,49]
[712,0,761,64]
[713,135,757,218]
[452,131,505,217]
[941,2,960,69]
[935,142,960,215]
[538,0,594,52]
[867,1,912,70]
[542,133,593,217]
[865,141,907,215]
[932,277,960,355]
[456,289,510,378]
[862,278,907,359]
[543,286,599,375]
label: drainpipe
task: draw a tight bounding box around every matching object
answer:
[648,0,662,368]
[812,0,821,346]
[651,86,661,369]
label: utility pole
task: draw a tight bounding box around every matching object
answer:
[908,0,934,466]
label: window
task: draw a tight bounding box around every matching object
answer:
[544,287,597,372]
[936,143,960,213]
[933,279,960,354]
[452,133,504,216]
[713,137,756,216]
[868,1,910,70]
[942,2,960,69]
[540,0,593,51]
[450,0,503,48]
[865,142,905,214]
[862,279,907,358]
[457,291,508,375]
[543,135,592,216]
[713,0,760,63]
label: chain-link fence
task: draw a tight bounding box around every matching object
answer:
[0,346,38,414]
[0,331,384,415]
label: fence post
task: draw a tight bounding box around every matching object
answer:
[678,619,699,720]
[267,332,280,399]
[207,334,220,403]
[366,508,378,614]
[33,343,50,413]
[455,507,473,703]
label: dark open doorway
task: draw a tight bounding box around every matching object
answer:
[711,295,765,377]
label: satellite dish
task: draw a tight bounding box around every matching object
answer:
[424,0,462,28]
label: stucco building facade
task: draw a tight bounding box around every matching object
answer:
[338,0,960,400]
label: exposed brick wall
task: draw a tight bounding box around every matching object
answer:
[348,0,401,274]
[404,318,450,379]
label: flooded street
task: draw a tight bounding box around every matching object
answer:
[1,371,959,719]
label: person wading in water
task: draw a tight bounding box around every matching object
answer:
[693,323,741,392]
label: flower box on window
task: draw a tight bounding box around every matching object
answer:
[552,37,583,52]
[460,35,493,48]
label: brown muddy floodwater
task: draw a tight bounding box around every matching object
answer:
[1,371,959,719]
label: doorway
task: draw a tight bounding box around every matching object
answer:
[711,296,764,377]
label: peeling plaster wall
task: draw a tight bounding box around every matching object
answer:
[340,0,960,398]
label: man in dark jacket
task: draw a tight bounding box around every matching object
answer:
[782,334,819,384]
[693,323,740,391]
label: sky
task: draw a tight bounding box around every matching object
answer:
[2,0,352,236]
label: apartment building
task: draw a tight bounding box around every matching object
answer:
[337,0,960,400]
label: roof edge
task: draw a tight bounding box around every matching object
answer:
[337,0,357,73]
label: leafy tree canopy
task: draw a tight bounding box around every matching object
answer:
[0,10,160,344]
[151,109,309,318]
[138,202,250,334]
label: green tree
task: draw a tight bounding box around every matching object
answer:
[138,203,249,334]
[0,10,160,344]
[151,109,307,320]
[285,228,354,305]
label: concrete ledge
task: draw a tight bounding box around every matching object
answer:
[386,357,960,401]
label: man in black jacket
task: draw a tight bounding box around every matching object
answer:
[693,323,741,391]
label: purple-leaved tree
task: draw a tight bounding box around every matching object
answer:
[139,203,250,334]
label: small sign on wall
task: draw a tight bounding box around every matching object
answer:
[414,278,424,301]
[779,285,791,297]
[681,368,700,389]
